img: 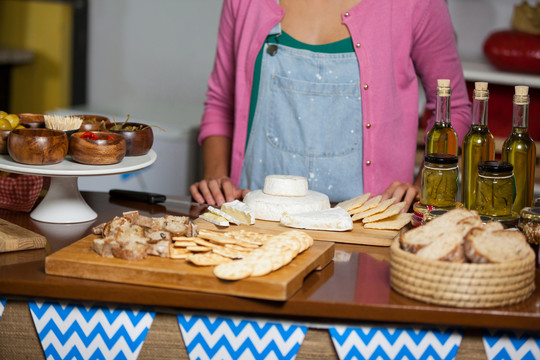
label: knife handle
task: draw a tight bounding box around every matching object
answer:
[109,189,167,204]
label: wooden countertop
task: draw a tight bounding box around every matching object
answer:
[0,192,539,331]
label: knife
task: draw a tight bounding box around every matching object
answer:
[109,189,204,207]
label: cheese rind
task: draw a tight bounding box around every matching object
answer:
[220,200,256,225]
[263,175,309,197]
[199,212,229,227]
[208,206,242,225]
[243,189,330,222]
[280,207,353,231]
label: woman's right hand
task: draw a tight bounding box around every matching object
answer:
[190,176,249,206]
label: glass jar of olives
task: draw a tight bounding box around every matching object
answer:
[519,207,540,268]
[420,153,459,208]
[475,161,516,217]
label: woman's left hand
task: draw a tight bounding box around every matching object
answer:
[380,181,420,212]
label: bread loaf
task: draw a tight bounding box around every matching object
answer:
[464,227,533,263]
[399,208,480,254]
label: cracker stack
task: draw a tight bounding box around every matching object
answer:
[336,193,412,230]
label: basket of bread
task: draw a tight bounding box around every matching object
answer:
[390,208,536,308]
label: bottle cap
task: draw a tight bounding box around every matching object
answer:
[514,85,530,105]
[478,160,513,173]
[515,86,529,96]
[437,79,451,97]
[424,153,458,164]
[437,79,450,87]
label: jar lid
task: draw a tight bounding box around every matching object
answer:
[478,161,513,173]
[424,153,458,164]
[520,207,540,221]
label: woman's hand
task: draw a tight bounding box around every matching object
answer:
[380,181,420,212]
[190,176,249,206]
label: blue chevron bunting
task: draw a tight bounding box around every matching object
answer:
[329,325,463,360]
[482,329,540,360]
[29,300,155,360]
[177,313,307,360]
[0,298,5,319]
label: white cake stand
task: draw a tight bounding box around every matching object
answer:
[0,150,157,223]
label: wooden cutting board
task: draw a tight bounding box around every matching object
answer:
[194,218,398,247]
[45,235,334,301]
[0,218,47,253]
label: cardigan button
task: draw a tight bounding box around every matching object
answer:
[356,43,361,48]
[366,160,371,166]
[344,12,350,17]
[366,123,371,129]
[364,84,369,90]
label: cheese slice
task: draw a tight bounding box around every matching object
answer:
[263,175,309,197]
[207,206,242,225]
[199,212,229,227]
[243,189,330,222]
[280,207,353,231]
[220,200,255,225]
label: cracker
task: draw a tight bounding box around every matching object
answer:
[351,198,396,221]
[212,247,246,260]
[173,240,198,248]
[198,229,238,245]
[186,245,211,252]
[213,260,253,280]
[249,257,273,277]
[336,193,371,212]
[362,201,406,223]
[227,230,266,245]
[194,238,224,249]
[225,244,254,252]
[169,244,190,260]
[363,213,413,230]
[348,195,382,215]
[187,252,232,266]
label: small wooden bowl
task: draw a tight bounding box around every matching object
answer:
[69,131,126,165]
[17,113,45,128]
[76,115,111,132]
[8,128,68,165]
[0,129,10,154]
[108,122,153,156]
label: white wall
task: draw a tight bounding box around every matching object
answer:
[448,0,527,61]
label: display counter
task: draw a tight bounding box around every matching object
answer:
[0,192,538,359]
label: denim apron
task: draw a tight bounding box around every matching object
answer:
[239,31,364,202]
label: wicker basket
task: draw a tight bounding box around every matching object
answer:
[389,237,536,308]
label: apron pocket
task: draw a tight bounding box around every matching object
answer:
[266,74,361,157]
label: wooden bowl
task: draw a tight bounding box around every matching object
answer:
[76,115,111,132]
[17,113,45,128]
[107,122,153,156]
[0,129,10,154]
[69,131,126,165]
[8,128,68,165]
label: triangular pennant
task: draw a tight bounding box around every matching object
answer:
[0,298,5,319]
[482,329,540,360]
[177,313,307,360]
[29,300,155,360]
[329,325,463,360]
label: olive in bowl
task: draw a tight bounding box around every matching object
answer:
[108,122,153,156]
[69,131,126,165]
[77,115,111,132]
[8,128,68,165]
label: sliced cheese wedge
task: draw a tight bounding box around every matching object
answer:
[221,200,255,225]
[208,206,242,225]
[199,212,229,227]
[280,207,353,231]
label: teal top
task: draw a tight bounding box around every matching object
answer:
[247,31,355,145]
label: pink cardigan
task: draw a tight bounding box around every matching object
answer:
[198,0,471,196]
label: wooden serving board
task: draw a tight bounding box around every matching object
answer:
[0,218,47,253]
[45,235,334,301]
[194,218,397,247]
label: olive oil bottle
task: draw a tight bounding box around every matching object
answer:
[426,79,458,156]
[462,82,494,209]
[502,85,536,212]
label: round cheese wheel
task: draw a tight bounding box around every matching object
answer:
[243,189,330,221]
[263,175,308,197]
